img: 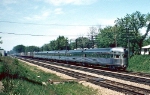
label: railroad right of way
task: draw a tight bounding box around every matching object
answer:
[16,57,150,95]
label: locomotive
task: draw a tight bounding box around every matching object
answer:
[19,47,128,70]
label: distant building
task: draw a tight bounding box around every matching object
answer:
[0,49,6,56]
[141,45,150,55]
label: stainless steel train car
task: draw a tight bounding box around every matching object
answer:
[33,47,128,70]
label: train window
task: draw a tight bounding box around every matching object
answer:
[73,52,82,57]
[85,52,97,57]
[86,53,94,57]
[66,53,72,56]
[102,54,106,58]
[96,53,100,57]
[114,55,120,58]
[60,53,65,56]
[66,54,69,56]
[110,54,113,58]
[105,54,110,58]
[106,54,113,58]
[83,54,87,57]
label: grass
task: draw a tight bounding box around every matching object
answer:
[0,57,98,95]
[127,55,150,73]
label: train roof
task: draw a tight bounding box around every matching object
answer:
[84,47,125,53]
[34,47,126,54]
[67,49,83,53]
[84,48,111,52]
[35,51,56,53]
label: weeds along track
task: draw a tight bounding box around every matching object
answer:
[17,57,150,94]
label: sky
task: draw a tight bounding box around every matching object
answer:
[0,0,150,51]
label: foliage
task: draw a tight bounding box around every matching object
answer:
[75,37,90,49]
[41,36,69,51]
[41,44,50,51]
[0,57,98,95]
[128,55,150,73]
[39,32,99,51]
[97,26,116,48]
[51,82,97,95]
[13,45,25,53]
[115,11,150,54]
[95,11,150,55]
[56,36,69,50]
[48,40,57,50]
[25,46,39,52]
[12,45,39,54]
[143,36,150,46]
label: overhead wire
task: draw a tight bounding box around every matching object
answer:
[0,32,87,37]
[0,20,109,26]
[0,20,111,36]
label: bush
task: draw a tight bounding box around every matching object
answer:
[128,55,150,73]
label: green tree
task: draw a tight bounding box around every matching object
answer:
[74,37,90,49]
[143,37,150,46]
[97,26,115,48]
[49,40,57,50]
[41,44,50,51]
[43,36,69,51]
[25,46,39,52]
[56,36,68,50]
[13,45,25,53]
[115,11,150,54]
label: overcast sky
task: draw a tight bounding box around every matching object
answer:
[0,0,150,51]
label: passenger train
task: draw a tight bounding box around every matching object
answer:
[18,47,128,70]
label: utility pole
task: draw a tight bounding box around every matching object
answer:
[65,39,68,50]
[75,39,77,49]
[126,27,130,59]
[114,25,117,47]
[91,35,94,48]
[123,26,133,59]
[58,41,59,50]
[82,36,84,49]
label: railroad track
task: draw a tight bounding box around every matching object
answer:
[28,58,150,86]
[17,57,150,94]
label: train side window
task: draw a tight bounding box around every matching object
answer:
[111,54,113,58]
[86,52,91,57]
[66,53,71,56]
[107,54,112,58]
[84,54,87,57]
